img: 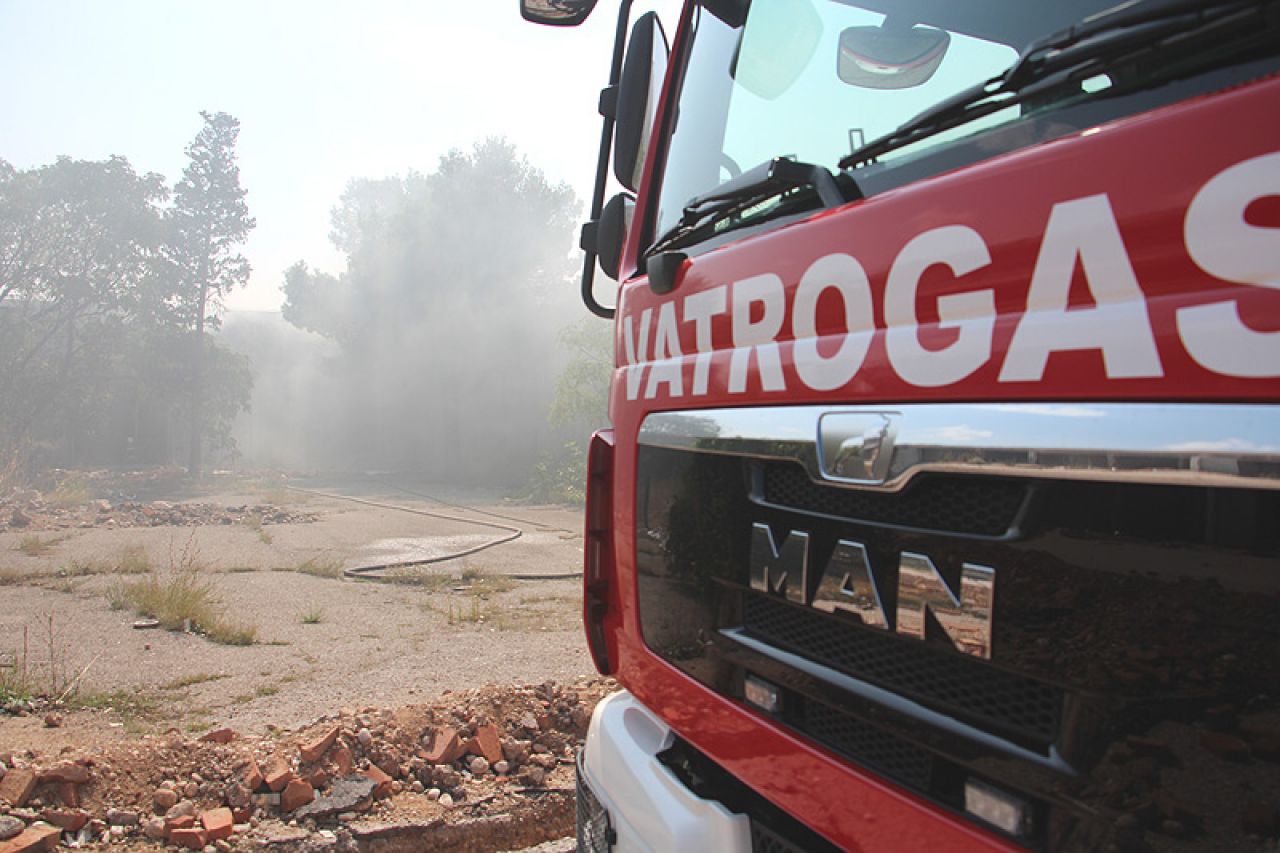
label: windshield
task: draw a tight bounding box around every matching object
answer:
[654,0,1120,240]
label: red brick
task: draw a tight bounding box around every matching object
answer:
[240,757,264,791]
[40,809,87,831]
[231,806,252,824]
[200,807,234,842]
[472,724,504,765]
[198,727,236,744]
[168,827,207,849]
[165,814,196,834]
[281,778,315,812]
[0,767,37,806]
[38,762,90,785]
[332,745,353,776]
[0,822,61,853]
[56,782,79,808]
[422,727,463,764]
[363,765,394,799]
[299,726,340,763]
[262,755,294,792]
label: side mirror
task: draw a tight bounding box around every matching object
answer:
[595,192,635,281]
[520,0,598,27]
[614,12,669,192]
[837,25,950,89]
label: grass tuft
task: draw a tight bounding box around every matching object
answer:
[298,606,324,625]
[108,570,256,646]
[278,556,344,579]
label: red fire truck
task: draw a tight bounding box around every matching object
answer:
[522,0,1280,849]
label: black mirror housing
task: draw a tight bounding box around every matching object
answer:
[614,12,668,192]
[520,0,598,27]
[595,192,635,281]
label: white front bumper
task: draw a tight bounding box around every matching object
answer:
[577,690,752,853]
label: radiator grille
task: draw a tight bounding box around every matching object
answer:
[763,463,1026,537]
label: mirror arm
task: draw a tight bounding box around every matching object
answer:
[580,0,634,319]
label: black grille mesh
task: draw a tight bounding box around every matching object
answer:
[744,594,1061,746]
[751,820,813,853]
[575,756,612,853]
[763,463,1025,537]
[803,699,933,790]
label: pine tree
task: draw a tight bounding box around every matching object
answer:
[170,111,255,475]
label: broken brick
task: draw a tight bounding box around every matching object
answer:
[262,755,294,792]
[168,827,208,850]
[38,763,89,785]
[39,809,87,832]
[363,765,394,799]
[56,782,79,809]
[165,814,196,835]
[308,768,329,790]
[198,727,236,744]
[281,778,316,812]
[300,726,340,763]
[0,768,37,807]
[200,807,234,842]
[240,757,264,791]
[421,727,464,764]
[472,724,504,765]
[0,822,61,853]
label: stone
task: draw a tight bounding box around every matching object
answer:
[0,822,60,853]
[307,769,329,790]
[224,782,250,809]
[426,788,441,802]
[438,793,453,808]
[300,727,340,763]
[280,779,315,812]
[40,715,60,729]
[332,746,353,777]
[153,788,179,811]
[410,781,424,794]
[106,808,140,826]
[363,765,394,799]
[293,777,376,822]
[165,800,197,822]
[0,768,37,806]
[357,728,373,748]
[200,808,234,842]
[262,755,294,792]
[0,817,22,841]
[183,780,199,798]
[494,760,510,775]
[1199,730,1250,761]
[143,818,166,840]
[199,728,236,745]
[468,756,489,776]
[421,728,463,764]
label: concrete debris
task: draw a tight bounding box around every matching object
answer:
[0,679,607,851]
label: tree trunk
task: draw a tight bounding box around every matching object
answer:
[188,280,208,477]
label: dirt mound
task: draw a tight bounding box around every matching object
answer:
[0,679,609,851]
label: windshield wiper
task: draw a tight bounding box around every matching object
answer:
[839,0,1259,170]
[650,157,851,255]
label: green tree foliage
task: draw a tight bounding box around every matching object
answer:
[282,138,581,484]
[0,117,256,477]
[167,111,255,475]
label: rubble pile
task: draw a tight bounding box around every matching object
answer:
[1,498,316,535]
[0,680,608,852]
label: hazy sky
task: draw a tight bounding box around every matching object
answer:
[0,0,678,311]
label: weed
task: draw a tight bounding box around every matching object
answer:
[71,689,161,723]
[116,545,151,574]
[16,535,55,557]
[298,606,324,625]
[48,477,93,508]
[0,567,29,586]
[60,546,152,579]
[278,556,344,579]
[160,673,228,691]
[244,513,273,545]
[447,595,485,625]
[255,684,279,698]
[109,570,257,646]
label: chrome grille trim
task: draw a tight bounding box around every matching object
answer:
[637,404,1280,491]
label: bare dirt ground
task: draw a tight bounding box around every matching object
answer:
[0,472,601,851]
